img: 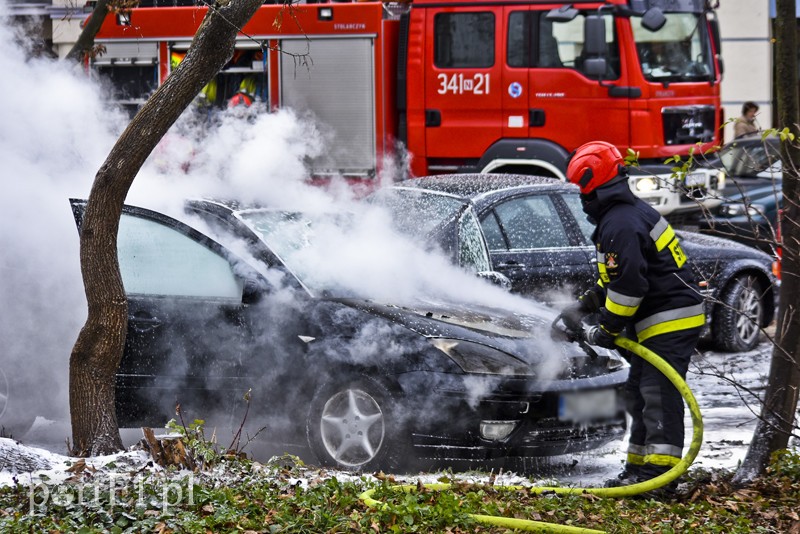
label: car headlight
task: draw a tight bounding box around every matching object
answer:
[719,203,765,218]
[430,338,532,376]
[633,176,659,192]
[716,170,726,191]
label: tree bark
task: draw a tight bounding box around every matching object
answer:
[733,0,800,484]
[65,0,112,63]
[70,0,264,456]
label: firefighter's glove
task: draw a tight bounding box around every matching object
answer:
[560,302,586,334]
[578,287,603,314]
[585,325,618,349]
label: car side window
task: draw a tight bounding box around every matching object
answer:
[459,209,492,273]
[493,196,570,249]
[561,193,595,244]
[118,213,244,299]
[480,211,507,251]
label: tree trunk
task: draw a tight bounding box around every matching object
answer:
[65,0,112,63]
[733,0,800,484]
[70,0,264,456]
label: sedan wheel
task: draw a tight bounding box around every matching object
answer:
[307,375,407,471]
[713,275,764,352]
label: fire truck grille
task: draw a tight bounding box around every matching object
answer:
[662,105,716,146]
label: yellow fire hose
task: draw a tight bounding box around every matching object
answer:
[359,335,704,533]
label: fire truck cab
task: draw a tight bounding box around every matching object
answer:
[92,0,723,217]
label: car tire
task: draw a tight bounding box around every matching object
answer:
[306,374,409,472]
[712,274,764,352]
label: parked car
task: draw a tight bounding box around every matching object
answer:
[383,175,777,352]
[698,184,782,254]
[708,132,781,199]
[69,198,629,472]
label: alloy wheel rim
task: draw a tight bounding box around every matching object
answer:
[734,284,762,346]
[320,388,385,467]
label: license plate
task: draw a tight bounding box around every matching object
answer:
[558,389,617,422]
[684,172,706,187]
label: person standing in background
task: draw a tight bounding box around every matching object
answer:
[734,101,760,138]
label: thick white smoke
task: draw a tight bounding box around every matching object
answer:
[0,7,562,456]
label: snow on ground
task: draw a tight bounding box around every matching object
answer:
[0,340,776,491]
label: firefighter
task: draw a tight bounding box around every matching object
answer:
[562,141,705,492]
[228,76,257,108]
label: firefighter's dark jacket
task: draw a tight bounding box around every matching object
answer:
[583,179,705,342]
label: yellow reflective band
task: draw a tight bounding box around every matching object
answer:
[668,238,687,268]
[605,289,642,317]
[627,453,646,466]
[606,298,639,317]
[644,454,681,467]
[597,278,605,288]
[654,225,676,252]
[598,262,610,284]
[637,313,706,342]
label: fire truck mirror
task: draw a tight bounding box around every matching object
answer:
[640,7,667,32]
[583,58,608,78]
[583,15,607,57]
[545,5,578,22]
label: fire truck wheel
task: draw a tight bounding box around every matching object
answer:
[306,374,410,472]
[712,274,764,353]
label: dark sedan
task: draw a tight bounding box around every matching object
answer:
[382,175,777,353]
[698,185,782,254]
[708,132,781,199]
[70,198,628,472]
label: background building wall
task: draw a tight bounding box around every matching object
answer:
[718,0,773,142]
[50,0,85,59]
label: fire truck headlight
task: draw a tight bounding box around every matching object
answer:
[633,176,659,192]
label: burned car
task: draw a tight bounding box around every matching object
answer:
[69,198,628,472]
[381,175,777,353]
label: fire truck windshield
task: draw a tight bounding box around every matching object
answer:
[632,13,714,83]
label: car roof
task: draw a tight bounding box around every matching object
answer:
[724,132,779,148]
[397,174,577,200]
[725,184,783,203]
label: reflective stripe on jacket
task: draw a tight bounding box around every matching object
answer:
[592,195,705,338]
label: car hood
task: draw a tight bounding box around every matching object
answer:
[330,296,570,359]
[340,297,551,337]
[328,296,627,382]
[678,230,772,262]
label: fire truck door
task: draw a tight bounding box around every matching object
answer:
[501,7,530,138]
[526,12,630,149]
[424,8,502,160]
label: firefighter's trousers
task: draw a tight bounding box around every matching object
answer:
[624,326,703,478]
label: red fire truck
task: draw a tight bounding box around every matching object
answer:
[92,0,724,215]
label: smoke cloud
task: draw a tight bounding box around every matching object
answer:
[0,9,573,468]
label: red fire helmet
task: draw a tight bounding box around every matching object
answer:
[566,141,625,194]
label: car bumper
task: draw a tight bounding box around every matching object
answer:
[396,369,629,461]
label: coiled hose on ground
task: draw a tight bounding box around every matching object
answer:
[359,335,704,533]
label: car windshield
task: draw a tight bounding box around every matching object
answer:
[368,188,492,273]
[632,13,714,83]
[719,139,782,178]
[367,187,467,238]
[238,210,353,292]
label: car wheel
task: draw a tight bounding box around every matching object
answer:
[306,374,408,472]
[713,275,764,352]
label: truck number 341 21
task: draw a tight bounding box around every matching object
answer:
[437,73,490,95]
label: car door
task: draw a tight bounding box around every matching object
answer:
[70,200,266,425]
[479,192,593,306]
